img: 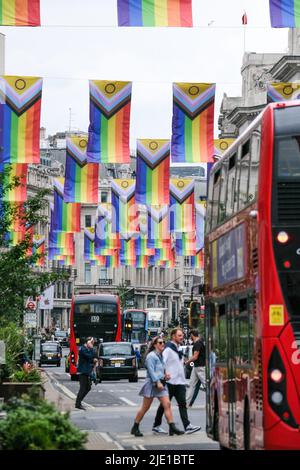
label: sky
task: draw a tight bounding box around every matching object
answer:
[0,0,289,148]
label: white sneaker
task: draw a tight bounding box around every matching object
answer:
[185,424,201,434]
[152,426,168,434]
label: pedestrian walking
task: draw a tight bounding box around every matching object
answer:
[152,328,201,434]
[131,336,184,437]
[75,337,98,410]
[186,330,206,408]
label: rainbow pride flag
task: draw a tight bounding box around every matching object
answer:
[171,82,215,163]
[214,139,235,158]
[0,76,42,164]
[191,249,204,269]
[111,179,137,235]
[135,255,149,268]
[87,80,132,164]
[269,0,300,27]
[147,205,170,249]
[267,82,300,102]
[52,178,81,233]
[117,0,193,27]
[64,136,99,203]
[120,234,136,265]
[33,234,45,266]
[135,139,170,205]
[95,204,121,253]
[175,232,196,256]
[2,163,27,202]
[0,0,40,26]
[170,178,195,233]
[49,231,74,251]
[196,197,206,252]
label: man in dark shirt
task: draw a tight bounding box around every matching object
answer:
[185,330,206,407]
[75,337,97,410]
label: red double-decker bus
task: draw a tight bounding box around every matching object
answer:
[205,101,300,450]
[69,294,121,380]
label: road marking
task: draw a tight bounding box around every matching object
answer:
[120,397,137,406]
[137,444,146,450]
[98,432,113,443]
[55,382,77,400]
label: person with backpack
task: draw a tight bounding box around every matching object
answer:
[186,330,206,407]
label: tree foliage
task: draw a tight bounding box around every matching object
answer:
[0,166,67,325]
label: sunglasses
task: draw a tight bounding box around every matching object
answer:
[157,340,165,345]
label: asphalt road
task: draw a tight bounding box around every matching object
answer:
[45,348,219,450]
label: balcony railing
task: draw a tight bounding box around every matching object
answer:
[99,279,113,286]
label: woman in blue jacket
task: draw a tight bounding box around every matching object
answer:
[131,336,183,437]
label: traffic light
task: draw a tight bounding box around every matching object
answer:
[124,313,133,332]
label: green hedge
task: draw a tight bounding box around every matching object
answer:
[0,395,87,450]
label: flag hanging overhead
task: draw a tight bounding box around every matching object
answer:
[171,82,215,163]
[214,139,235,158]
[195,197,206,252]
[170,178,195,233]
[0,76,42,164]
[111,179,137,235]
[64,136,99,203]
[117,0,193,27]
[1,164,27,202]
[52,178,81,233]
[0,0,40,26]
[135,139,170,205]
[267,82,300,102]
[269,0,300,27]
[33,234,45,266]
[87,80,132,164]
[147,205,170,249]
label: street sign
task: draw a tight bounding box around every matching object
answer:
[24,313,37,328]
[26,299,37,311]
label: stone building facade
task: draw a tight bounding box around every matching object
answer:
[219,30,300,137]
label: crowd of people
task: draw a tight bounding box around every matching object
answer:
[75,327,205,437]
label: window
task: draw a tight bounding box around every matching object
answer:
[62,282,66,299]
[99,268,107,280]
[205,174,214,234]
[225,153,237,219]
[238,140,251,209]
[218,161,228,223]
[235,298,250,364]
[84,263,91,284]
[85,215,92,227]
[211,169,221,229]
[276,135,300,178]
[215,303,227,362]
[101,192,108,203]
[248,127,261,202]
[57,282,61,299]
[68,282,72,299]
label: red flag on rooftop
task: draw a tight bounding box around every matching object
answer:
[242,12,248,25]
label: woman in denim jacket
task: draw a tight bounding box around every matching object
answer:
[131,336,183,437]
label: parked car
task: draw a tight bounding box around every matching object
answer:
[39,341,62,367]
[96,342,138,382]
[139,343,148,369]
[54,330,69,347]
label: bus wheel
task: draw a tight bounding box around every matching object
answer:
[244,401,250,450]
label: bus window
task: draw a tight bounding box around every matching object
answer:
[216,303,227,362]
[206,175,214,234]
[225,153,237,219]
[238,298,249,364]
[248,128,261,203]
[211,169,221,229]
[218,161,228,224]
[238,140,251,210]
[276,136,300,178]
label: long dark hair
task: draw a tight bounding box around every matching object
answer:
[146,336,163,356]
